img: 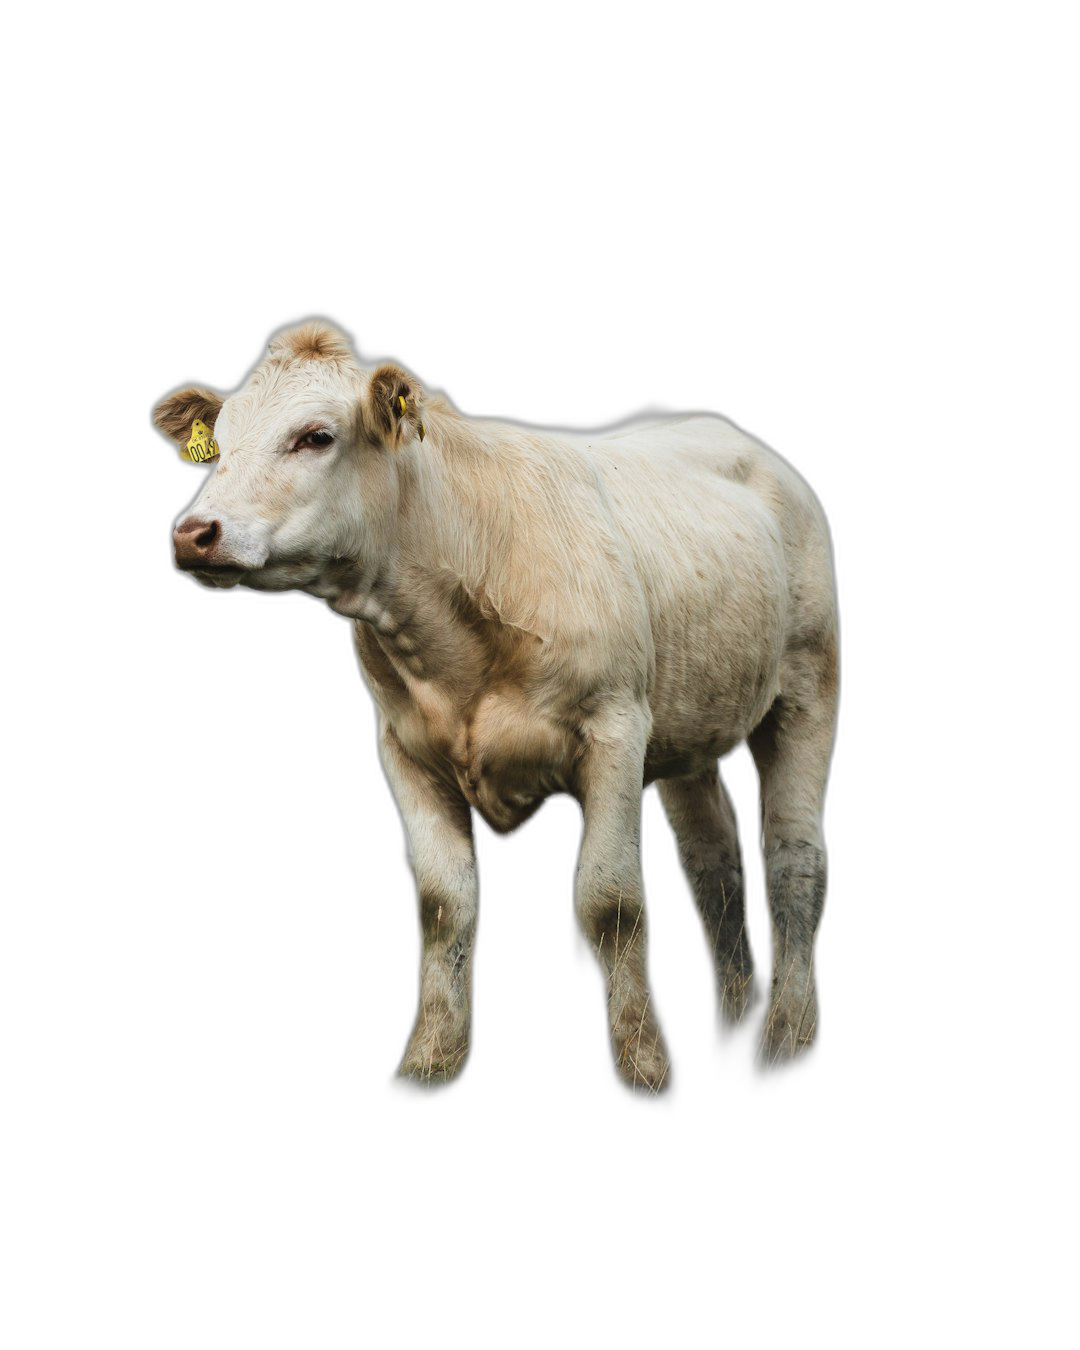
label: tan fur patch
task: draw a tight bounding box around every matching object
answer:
[152,386,224,446]
[817,628,840,703]
[365,363,425,449]
[267,320,352,363]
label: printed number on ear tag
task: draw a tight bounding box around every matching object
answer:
[183,419,219,464]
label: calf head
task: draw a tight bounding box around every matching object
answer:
[153,321,425,602]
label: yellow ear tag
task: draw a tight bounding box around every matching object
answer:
[182,419,220,464]
[398,394,407,415]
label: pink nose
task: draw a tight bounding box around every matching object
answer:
[173,516,222,568]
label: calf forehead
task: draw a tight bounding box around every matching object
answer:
[217,358,362,448]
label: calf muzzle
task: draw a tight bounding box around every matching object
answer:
[174,516,226,569]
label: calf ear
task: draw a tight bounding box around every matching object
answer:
[152,386,224,449]
[364,364,426,449]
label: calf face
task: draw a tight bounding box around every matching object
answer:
[154,322,422,597]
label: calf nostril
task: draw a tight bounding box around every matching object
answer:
[194,520,219,552]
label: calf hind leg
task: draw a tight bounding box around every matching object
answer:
[658,767,755,1023]
[748,641,838,1064]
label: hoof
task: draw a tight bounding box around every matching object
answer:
[615,1036,675,1101]
[398,1041,469,1084]
[759,992,817,1066]
[719,968,756,1025]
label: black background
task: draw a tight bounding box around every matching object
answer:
[132,199,885,1193]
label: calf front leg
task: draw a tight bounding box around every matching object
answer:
[575,704,670,1092]
[380,724,477,1083]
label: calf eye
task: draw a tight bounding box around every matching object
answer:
[296,429,334,449]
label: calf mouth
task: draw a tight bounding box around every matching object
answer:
[181,562,247,588]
